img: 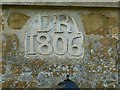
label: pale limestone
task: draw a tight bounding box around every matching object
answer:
[0,0,119,7]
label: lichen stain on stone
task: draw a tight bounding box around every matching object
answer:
[7,13,30,30]
[15,81,28,88]
[100,37,118,48]
[30,60,46,68]
[2,62,6,74]
[0,14,4,32]
[81,14,117,36]
[11,64,22,76]
[29,60,46,76]
[96,81,104,88]
[99,37,118,59]
[2,79,37,88]
[2,34,19,57]
[27,60,77,78]
[27,82,37,88]
[2,79,15,88]
[0,61,2,74]
[111,26,118,40]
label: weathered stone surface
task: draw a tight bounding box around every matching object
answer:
[7,13,30,30]
[11,64,22,76]
[1,0,119,8]
[25,13,84,59]
[110,26,118,40]
[0,33,2,58]
[2,34,19,57]
[2,6,119,88]
[2,79,14,88]
[0,61,2,74]
[0,12,4,33]
[96,81,104,88]
[82,14,117,36]
[100,37,118,48]
[0,11,3,72]
[0,14,3,32]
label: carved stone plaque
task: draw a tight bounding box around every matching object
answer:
[25,12,84,59]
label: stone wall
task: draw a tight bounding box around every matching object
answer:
[1,6,119,88]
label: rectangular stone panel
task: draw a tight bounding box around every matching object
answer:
[25,11,84,59]
[3,8,85,60]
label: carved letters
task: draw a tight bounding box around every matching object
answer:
[25,14,84,58]
[37,33,53,55]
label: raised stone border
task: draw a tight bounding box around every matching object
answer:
[0,1,119,7]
